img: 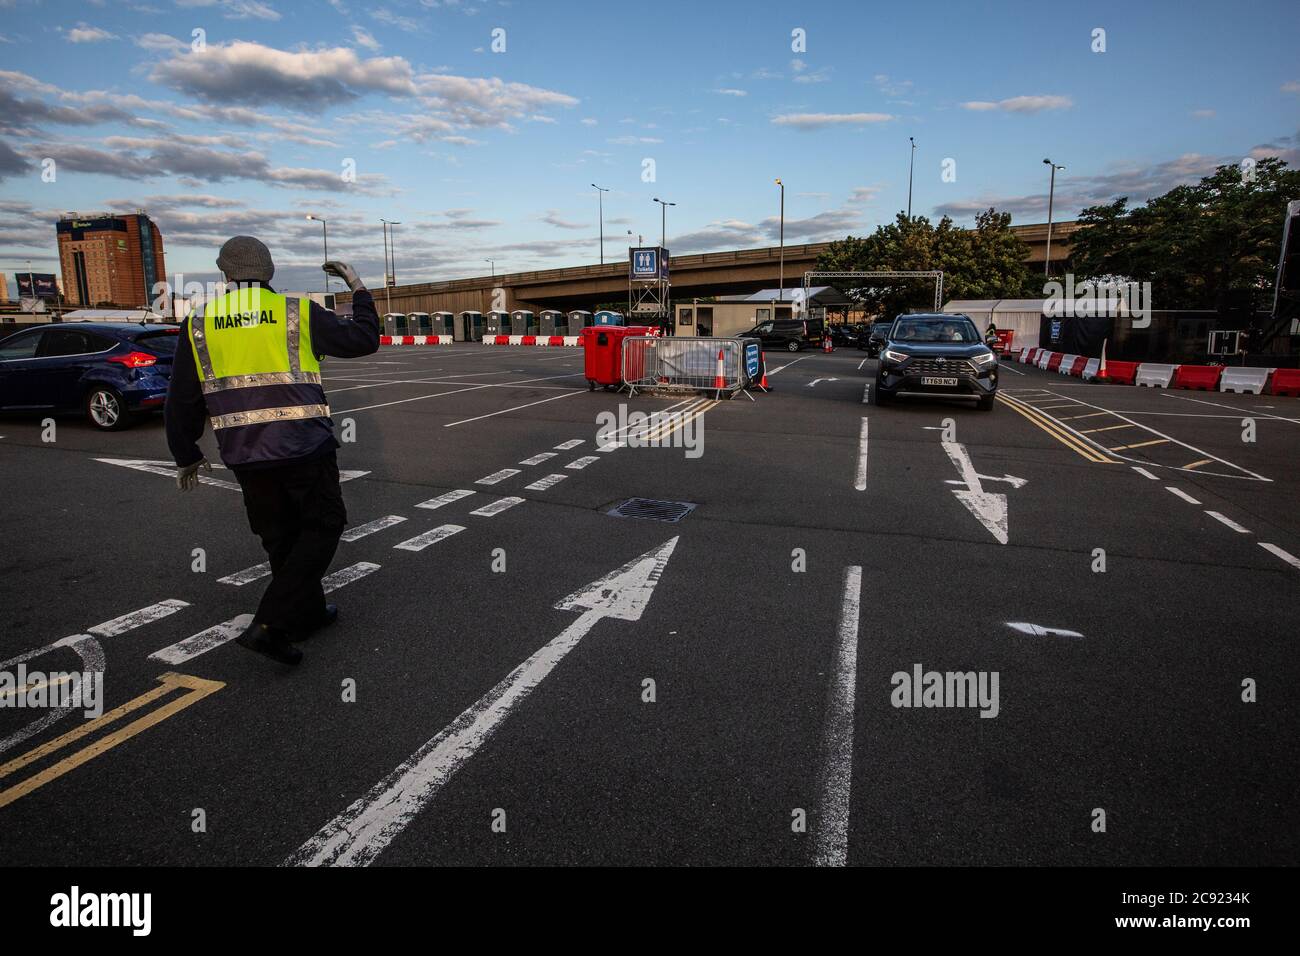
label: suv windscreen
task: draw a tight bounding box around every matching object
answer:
[892,318,979,343]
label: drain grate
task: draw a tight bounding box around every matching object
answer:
[607,498,697,523]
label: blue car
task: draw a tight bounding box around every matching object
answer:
[0,322,181,430]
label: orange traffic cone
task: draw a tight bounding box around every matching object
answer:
[1098,338,1108,380]
[714,348,726,394]
[823,336,833,353]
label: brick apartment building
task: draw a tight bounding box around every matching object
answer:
[56,212,166,308]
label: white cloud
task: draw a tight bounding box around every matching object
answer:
[771,112,892,130]
[136,33,187,53]
[961,94,1072,113]
[351,25,381,52]
[65,24,117,43]
[1283,81,1300,94]
[712,88,747,97]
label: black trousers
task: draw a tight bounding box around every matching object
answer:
[235,450,347,632]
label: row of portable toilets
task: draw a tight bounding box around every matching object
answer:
[381,309,627,341]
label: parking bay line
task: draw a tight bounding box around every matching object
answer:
[1205,511,1251,534]
[1166,487,1202,505]
[88,600,188,638]
[854,418,869,491]
[416,489,476,510]
[0,672,224,810]
[476,468,521,485]
[565,456,600,470]
[442,388,586,427]
[324,562,381,593]
[525,473,568,491]
[469,496,525,517]
[812,565,864,867]
[1260,542,1300,571]
[341,515,407,542]
[332,372,584,415]
[394,524,465,552]
[149,615,254,666]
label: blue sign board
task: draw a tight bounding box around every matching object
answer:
[744,341,760,380]
[631,247,658,279]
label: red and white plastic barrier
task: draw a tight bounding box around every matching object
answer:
[1009,349,1295,395]
[378,334,454,346]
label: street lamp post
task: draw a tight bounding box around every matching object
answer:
[485,259,495,279]
[592,184,609,264]
[652,197,675,249]
[1042,159,1065,277]
[305,214,328,294]
[907,136,916,219]
[775,178,785,302]
[380,218,400,314]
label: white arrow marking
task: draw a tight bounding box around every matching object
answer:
[287,536,680,867]
[1006,622,1084,638]
[807,377,839,387]
[943,473,1028,489]
[941,441,1026,545]
[96,458,368,491]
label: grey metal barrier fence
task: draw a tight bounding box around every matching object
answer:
[622,336,746,397]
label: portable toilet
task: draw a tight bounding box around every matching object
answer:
[593,310,624,326]
[407,311,431,335]
[485,310,510,336]
[431,311,453,337]
[510,309,535,335]
[383,313,405,336]
[457,310,483,342]
[567,310,592,334]
[538,310,563,335]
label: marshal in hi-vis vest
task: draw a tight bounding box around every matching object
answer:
[188,286,334,468]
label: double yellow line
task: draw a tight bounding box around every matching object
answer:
[997,393,1117,463]
[638,398,716,444]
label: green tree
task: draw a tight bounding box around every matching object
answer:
[1070,156,1300,310]
[815,210,1033,318]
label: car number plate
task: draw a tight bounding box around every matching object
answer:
[921,376,958,386]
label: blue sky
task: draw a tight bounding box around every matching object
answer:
[1,0,1297,296]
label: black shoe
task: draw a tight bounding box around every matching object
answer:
[236,623,303,666]
[292,603,338,642]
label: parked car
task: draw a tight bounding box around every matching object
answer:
[858,321,893,357]
[828,325,859,347]
[736,318,825,352]
[873,313,999,410]
[0,323,181,430]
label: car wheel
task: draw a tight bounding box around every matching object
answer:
[978,393,996,411]
[786,340,800,352]
[85,386,131,431]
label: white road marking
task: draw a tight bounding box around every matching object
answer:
[812,565,863,868]
[476,468,521,485]
[519,452,557,465]
[341,515,407,542]
[469,496,524,517]
[95,457,241,491]
[942,442,1022,544]
[1161,392,1300,424]
[0,635,104,756]
[857,358,868,371]
[415,489,475,510]
[394,524,465,552]
[442,388,586,427]
[854,418,869,491]
[765,356,812,375]
[323,562,381,593]
[218,562,271,586]
[554,439,585,450]
[525,473,568,491]
[807,377,839,387]
[1006,622,1084,638]
[1260,542,1300,571]
[1132,466,1160,480]
[287,537,680,867]
[88,600,188,638]
[333,372,584,415]
[1166,487,1202,505]
[149,614,254,665]
[1205,511,1251,534]
[861,382,870,404]
[565,456,600,470]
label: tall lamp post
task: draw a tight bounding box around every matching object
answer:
[380,218,400,314]
[592,184,609,264]
[485,258,495,279]
[907,136,917,219]
[774,178,785,302]
[305,214,328,294]
[652,197,674,250]
[1042,159,1065,277]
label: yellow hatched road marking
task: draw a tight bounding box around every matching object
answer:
[1058,412,1110,421]
[1080,424,1135,434]
[1183,459,1213,470]
[0,674,75,702]
[997,394,1116,463]
[0,672,224,810]
[1110,438,1170,451]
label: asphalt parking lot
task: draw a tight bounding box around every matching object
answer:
[1,344,1297,866]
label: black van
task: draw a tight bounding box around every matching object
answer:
[737,318,825,352]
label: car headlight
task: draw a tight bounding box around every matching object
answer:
[972,351,998,368]
[881,348,909,364]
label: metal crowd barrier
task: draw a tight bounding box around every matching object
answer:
[622,336,746,397]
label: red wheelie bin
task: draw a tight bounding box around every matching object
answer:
[582,325,654,391]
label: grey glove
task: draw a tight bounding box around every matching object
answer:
[177,458,211,491]
[323,261,365,293]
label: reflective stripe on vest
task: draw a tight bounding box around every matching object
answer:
[189,289,332,464]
